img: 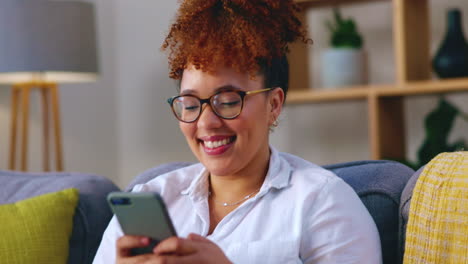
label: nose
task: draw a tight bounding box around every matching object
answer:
[197,104,223,129]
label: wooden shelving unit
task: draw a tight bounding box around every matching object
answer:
[295,0,389,9]
[287,84,388,103]
[288,0,468,160]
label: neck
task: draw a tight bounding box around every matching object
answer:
[209,147,270,202]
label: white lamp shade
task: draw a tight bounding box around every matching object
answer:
[0,0,99,84]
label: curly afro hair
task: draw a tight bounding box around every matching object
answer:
[161,0,310,89]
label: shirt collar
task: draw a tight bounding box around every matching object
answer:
[180,165,209,197]
[180,145,292,198]
[261,146,291,191]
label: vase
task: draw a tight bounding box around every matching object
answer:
[321,48,368,88]
[433,8,468,79]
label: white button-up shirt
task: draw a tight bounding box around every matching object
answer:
[93,147,382,263]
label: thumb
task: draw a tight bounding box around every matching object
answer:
[187,233,211,242]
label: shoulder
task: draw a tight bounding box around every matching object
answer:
[276,153,382,262]
[279,151,343,192]
[278,151,366,222]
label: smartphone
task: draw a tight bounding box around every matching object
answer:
[107,192,177,255]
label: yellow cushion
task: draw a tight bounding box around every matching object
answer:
[0,188,79,264]
[403,152,468,263]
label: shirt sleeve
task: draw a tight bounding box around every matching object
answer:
[92,216,123,264]
[300,176,382,264]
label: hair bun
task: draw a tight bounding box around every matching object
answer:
[162,0,310,79]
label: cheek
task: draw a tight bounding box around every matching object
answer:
[179,123,195,139]
[235,106,270,133]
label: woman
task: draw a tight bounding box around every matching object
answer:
[94,0,382,263]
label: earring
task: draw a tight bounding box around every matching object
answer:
[269,119,278,133]
[272,119,279,127]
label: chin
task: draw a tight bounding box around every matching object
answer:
[200,158,237,176]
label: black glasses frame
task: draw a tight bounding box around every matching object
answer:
[167,88,273,123]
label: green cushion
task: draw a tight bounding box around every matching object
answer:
[0,188,79,264]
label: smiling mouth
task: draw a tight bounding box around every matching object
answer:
[200,136,236,149]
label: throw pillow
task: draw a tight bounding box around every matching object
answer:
[0,188,79,264]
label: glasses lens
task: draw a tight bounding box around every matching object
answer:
[212,92,242,119]
[172,96,200,122]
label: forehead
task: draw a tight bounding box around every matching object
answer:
[180,66,264,95]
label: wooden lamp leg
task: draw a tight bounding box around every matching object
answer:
[20,85,31,171]
[8,82,64,172]
[50,83,63,171]
[40,85,50,171]
[8,85,20,170]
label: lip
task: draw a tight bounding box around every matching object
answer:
[198,135,236,156]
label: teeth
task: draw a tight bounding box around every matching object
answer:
[204,138,231,149]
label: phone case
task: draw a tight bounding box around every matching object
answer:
[107,192,177,255]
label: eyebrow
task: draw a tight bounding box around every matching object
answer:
[180,85,242,96]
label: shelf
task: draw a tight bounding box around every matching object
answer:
[294,0,389,8]
[379,78,468,97]
[286,78,468,104]
[287,84,392,104]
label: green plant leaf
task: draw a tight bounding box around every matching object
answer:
[416,98,464,166]
[325,20,335,33]
[334,8,343,24]
[326,8,363,49]
[448,139,466,152]
[389,98,467,169]
[342,20,356,32]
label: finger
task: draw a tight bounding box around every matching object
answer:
[187,233,211,242]
[117,235,150,257]
[153,237,197,256]
[149,255,197,264]
[118,253,156,264]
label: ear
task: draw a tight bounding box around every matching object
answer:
[268,87,284,126]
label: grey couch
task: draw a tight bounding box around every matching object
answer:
[127,160,415,264]
[1,159,416,264]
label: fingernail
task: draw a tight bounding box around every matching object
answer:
[141,237,149,245]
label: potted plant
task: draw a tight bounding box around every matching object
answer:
[321,8,368,88]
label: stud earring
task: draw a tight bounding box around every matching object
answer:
[272,119,279,127]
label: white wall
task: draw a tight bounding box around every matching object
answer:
[60,0,119,179]
[1,0,467,188]
[114,0,196,187]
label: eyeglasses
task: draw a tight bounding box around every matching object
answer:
[167,88,273,123]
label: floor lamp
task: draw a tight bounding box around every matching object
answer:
[0,1,99,171]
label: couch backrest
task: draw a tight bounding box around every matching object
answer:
[323,160,413,264]
[0,170,120,264]
[126,160,414,264]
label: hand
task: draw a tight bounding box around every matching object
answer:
[116,235,157,264]
[152,233,232,264]
[116,234,232,264]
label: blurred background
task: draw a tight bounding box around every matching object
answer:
[0,0,467,188]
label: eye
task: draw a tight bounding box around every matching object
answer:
[214,92,242,108]
[184,105,200,111]
[220,100,241,107]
